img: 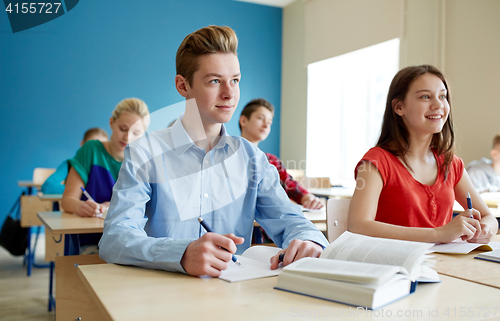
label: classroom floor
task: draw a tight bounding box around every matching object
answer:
[0,234,54,321]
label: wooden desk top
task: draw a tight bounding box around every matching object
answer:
[78,263,500,321]
[434,236,500,289]
[18,180,42,188]
[37,211,104,234]
[37,193,63,201]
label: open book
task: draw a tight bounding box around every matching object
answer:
[275,231,438,310]
[475,249,500,263]
[218,246,282,282]
[431,240,500,254]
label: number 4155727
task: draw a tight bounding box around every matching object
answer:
[5,3,62,14]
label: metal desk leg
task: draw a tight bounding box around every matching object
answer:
[32,226,49,268]
[26,227,33,276]
[48,261,55,311]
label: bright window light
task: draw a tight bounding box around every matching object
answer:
[306,38,400,186]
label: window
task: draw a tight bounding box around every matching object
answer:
[306,38,400,186]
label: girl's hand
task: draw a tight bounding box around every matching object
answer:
[79,199,102,217]
[434,209,482,243]
[468,223,494,244]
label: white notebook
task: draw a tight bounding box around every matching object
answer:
[218,246,282,282]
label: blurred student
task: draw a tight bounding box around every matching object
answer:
[41,128,108,194]
[466,135,500,192]
[62,98,149,217]
[239,98,323,210]
[348,65,497,244]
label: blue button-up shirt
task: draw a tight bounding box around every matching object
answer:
[99,117,328,273]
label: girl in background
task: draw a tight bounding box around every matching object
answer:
[62,98,149,217]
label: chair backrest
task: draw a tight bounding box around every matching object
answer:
[33,168,56,185]
[287,169,305,181]
[326,198,351,242]
[300,177,331,189]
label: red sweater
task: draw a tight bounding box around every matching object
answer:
[265,153,309,204]
[355,147,464,228]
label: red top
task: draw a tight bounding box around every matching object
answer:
[354,147,464,228]
[265,153,309,204]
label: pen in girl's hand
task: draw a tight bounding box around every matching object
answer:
[81,187,95,202]
[467,192,473,219]
[81,187,102,216]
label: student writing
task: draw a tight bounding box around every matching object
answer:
[348,65,498,244]
[98,26,328,277]
[61,98,150,217]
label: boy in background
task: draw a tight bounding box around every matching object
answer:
[467,135,500,192]
[41,128,108,194]
[239,98,323,210]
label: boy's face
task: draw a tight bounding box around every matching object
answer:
[184,53,241,126]
[240,106,273,143]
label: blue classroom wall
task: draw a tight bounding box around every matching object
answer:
[0,0,282,225]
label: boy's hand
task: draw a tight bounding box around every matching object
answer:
[270,239,323,270]
[301,193,324,210]
[181,233,244,277]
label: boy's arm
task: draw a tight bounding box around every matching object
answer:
[254,158,329,250]
[466,166,491,193]
[98,145,195,273]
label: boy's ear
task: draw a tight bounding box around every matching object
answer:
[392,99,404,116]
[239,115,247,129]
[491,148,499,160]
[175,74,189,98]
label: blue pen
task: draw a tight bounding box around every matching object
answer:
[197,217,241,267]
[80,187,95,202]
[467,192,473,218]
[81,187,102,216]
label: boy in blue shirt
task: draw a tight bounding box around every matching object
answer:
[99,25,328,277]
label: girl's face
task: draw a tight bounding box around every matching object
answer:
[394,73,450,137]
[109,111,145,154]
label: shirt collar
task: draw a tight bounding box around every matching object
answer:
[170,114,236,156]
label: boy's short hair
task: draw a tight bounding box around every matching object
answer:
[176,25,238,87]
[83,127,108,142]
[239,98,275,131]
[492,135,500,149]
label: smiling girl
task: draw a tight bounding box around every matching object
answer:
[348,65,497,244]
[62,98,149,217]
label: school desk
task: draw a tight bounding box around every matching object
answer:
[20,194,53,276]
[434,235,500,289]
[252,208,327,243]
[17,180,42,195]
[37,211,105,313]
[308,186,355,199]
[76,263,500,321]
[36,194,64,262]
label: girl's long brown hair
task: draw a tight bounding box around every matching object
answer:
[376,65,454,178]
